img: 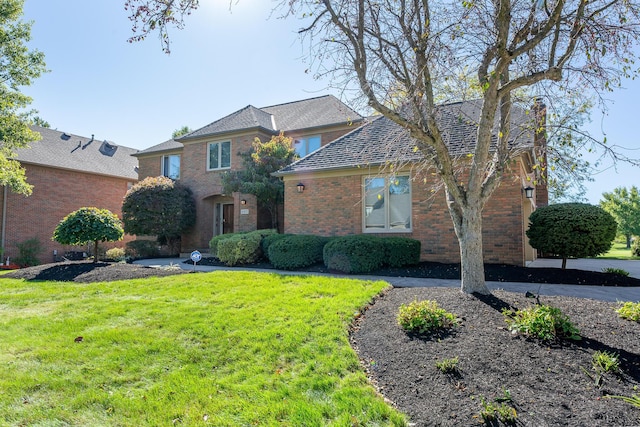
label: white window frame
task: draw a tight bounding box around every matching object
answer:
[293,135,321,158]
[207,140,231,171]
[161,154,181,180]
[363,175,412,233]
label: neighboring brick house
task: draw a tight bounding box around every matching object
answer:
[134,95,363,252]
[0,126,138,265]
[274,100,548,267]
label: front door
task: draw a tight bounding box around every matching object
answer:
[222,203,234,234]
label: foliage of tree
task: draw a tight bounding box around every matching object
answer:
[172,125,191,138]
[121,176,196,254]
[526,203,617,269]
[600,186,640,248]
[126,0,640,294]
[221,132,298,230]
[0,0,47,196]
[52,207,124,263]
[31,116,50,128]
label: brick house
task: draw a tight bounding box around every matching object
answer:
[274,100,547,267]
[0,126,138,265]
[134,95,363,252]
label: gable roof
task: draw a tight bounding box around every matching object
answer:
[275,100,534,176]
[14,126,139,180]
[132,138,182,156]
[178,95,363,142]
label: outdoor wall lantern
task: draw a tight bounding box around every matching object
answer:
[297,183,305,193]
[240,199,247,205]
[524,186,534,199]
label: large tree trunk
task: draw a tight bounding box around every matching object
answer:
[93,240,99,264]
[458,217,489,294]
[448,194,490,295]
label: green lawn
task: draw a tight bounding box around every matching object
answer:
[598,241,640,260]
[0,271,406,426]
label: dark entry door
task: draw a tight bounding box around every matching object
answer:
[223,204,234,234]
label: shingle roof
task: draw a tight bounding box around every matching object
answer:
[133,138,183,156]
[261,95,363,131]
[14,126,139,180]
[179,95,363,141]
[275,100,534,175]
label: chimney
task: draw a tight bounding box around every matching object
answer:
[532,98,548,207]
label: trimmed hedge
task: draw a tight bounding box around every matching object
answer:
[383,237,421,267]
[209,233,243,258]
[633,238,640,257]
[216,229,277,266]
[322,235,421,274]
[261,233,293,256]
[267,234,330,270]
[323,235,386,274]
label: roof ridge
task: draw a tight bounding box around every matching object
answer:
[260,94,333,110]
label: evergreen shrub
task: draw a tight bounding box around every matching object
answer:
[526,203,617,268]
[382,237,421,267]
[323,235,386,274]
[216,229,277,266]
[261,233,293,255]
[267,234,330,270]
[125,240,160,259]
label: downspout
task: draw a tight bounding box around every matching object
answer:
[1,186,7,262]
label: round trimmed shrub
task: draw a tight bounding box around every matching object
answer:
[209,232,244,258]
[526,203,617,267]
[215,229,277,266]
[267,234,330,270]
[382,237,421,267]
[323,235,385,274]
[632,238,640,257]
[261,233,293,256]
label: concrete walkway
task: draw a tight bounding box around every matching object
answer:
[134,257,640,303]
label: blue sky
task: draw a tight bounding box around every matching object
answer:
[22,0,638,204]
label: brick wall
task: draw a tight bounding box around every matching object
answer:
[284,165,530,266]
[1,164,135,265]
[135,125,359,253]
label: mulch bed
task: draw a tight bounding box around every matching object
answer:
[3,260,640,425]
[350,287,640,426]
[2,261,188,283]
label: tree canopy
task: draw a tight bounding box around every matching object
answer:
[172,125,192,139]
[526,203,617,269]
[0,0,47,196]
[126,0,640,294]
[52,207,124,263]
[600,186,640,248]
[221,132,298,230]
[121,176,196,254]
